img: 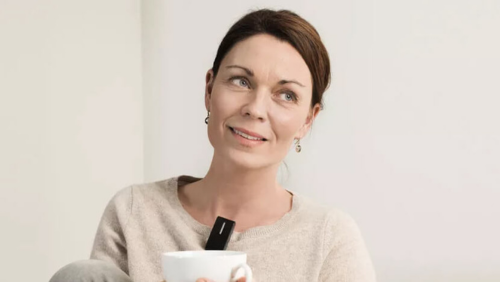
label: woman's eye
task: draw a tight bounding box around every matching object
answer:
[231,77,249,88]
[279,92,297,102]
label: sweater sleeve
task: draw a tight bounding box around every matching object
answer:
[319,211,376,282]
[90,186,133,274]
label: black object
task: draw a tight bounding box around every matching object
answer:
[205,216,236,250]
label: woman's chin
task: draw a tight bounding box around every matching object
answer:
[222,149,271,170]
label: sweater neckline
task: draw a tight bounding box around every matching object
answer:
[167,175,302,242]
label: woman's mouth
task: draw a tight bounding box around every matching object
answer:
[228,126,267,142]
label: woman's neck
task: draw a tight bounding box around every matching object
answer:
[179,154,292,231]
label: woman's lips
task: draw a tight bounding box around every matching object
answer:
[230,126,267,140]
[228,126,267,147]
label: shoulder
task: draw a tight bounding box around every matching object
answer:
[104,176,179,213]
[296,199,376,280]
[117,174,194,200]
[128,174,199,196]
[294,193,358,230]
[293,194,366,255]
[108,175,201,215]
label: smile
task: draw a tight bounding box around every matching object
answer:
[228,127,267,141]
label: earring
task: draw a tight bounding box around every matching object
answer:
[295,139,302,153]
[205,111,210,124]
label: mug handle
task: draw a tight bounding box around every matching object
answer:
[230,263,252,282]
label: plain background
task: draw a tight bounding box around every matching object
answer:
[0,0,143,281]
[1,0,499,281]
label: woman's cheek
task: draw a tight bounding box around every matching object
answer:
[272,112,302,141]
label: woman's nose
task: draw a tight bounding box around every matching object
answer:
[240,88,268,121]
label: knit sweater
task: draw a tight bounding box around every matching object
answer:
[90,175,376,282]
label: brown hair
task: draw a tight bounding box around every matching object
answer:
[212,9,331,109]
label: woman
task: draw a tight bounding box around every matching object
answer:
[50,9,376,282]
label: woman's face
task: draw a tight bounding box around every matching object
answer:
[205,34,320,169]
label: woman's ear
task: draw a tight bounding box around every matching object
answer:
[205,69,215,111]
[297,103,321,139]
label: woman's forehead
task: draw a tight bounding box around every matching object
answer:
[220,34,312,85]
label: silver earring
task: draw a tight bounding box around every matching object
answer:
[295,139,302,153]
[205,111,210,124]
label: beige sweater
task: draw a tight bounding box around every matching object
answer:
[90,175,376,282]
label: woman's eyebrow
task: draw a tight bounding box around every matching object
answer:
[226,65,254,76]
[279,79,305,87]
[226,65,304,87]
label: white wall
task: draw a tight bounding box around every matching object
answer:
[143,0,500,281]
[0,0,143,281]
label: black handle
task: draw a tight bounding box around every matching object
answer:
[205,216,236,250]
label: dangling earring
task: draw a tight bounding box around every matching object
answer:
[205,111,210,124]
[295,139,302,153]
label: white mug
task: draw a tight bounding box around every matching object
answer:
[162,250,253,282]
